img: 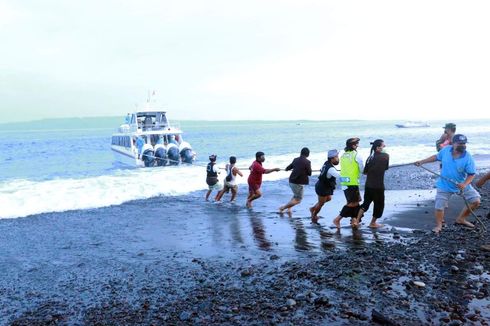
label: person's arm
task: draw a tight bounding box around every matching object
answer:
[476,172,490,188]
[458,174,476,191]
[285,161,294,171]
[264,168,281,174]
[327,167,341,179]
[414,155,437,166]
[233,167,243,177]
[306,161,312,176]
[385,154,390,170]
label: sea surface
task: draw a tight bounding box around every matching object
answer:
[1,118,489,219]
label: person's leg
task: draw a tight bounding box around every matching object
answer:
[205,189,212,201]
[434,209,445,233]
[247,189,262,208]
[280,184,303,213]
[455,186,481,227]
[433,190,451,233]
[354,187,373,227]
[333,214,343,228]
[310,195,330,218]
[215,187,225,201]
[230,187,237,202]
[369,189,385,228]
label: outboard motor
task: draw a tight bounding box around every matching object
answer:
[180,148,194,163]
[154,145,167,167]
[179,141,194,164]
[141,144,155,167]
[167,144,180,165]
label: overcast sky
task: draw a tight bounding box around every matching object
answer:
[1,0,489,123]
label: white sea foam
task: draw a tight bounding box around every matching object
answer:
[1,144,489,219]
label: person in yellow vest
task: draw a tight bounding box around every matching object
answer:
[333,137,364,228]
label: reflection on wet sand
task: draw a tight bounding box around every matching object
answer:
[284,214,312,251]
[247,211,272,251]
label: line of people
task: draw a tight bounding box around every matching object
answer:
[204,124,486,234]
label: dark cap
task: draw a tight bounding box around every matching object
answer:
[255,151,265,159]
[443,123,456,129]
[209,154,217,161]
[452,134,467,144]
[346,137,360,146]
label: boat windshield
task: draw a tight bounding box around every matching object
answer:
[137,112,168,131]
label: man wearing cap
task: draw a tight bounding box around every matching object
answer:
[205,154,221,201]
[279,147,312,214]
[415,134,481,233]
[436,123,456,152]
[246,152,281,208]
[333,138,364,228]
[309,149,341,224]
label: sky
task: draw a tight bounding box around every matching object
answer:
[1,0,490,123]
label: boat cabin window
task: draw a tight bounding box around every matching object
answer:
[111,136,131,148]
[136,112,168,131]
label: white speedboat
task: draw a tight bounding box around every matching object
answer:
[111,97,195,168]
[395,121,430,128]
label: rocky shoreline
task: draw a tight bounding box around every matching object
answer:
[4,167,490,325]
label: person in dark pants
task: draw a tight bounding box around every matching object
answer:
[333,138,364,228]
[353,139,389,228]
[279,147,312,214]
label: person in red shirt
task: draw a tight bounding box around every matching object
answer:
[246,151,280,208]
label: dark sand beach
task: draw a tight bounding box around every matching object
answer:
[1,162,490,325]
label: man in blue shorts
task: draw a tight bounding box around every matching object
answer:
[415,134,481,233]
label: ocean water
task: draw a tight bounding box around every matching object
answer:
[0,118,489,219]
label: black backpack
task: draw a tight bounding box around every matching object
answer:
[225,165,233,182]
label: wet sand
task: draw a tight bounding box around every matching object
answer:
[1,163,490,325]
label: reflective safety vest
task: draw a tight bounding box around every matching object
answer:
[340,151,360,186]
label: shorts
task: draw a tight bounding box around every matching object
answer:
[435,185,481,211]
[289,183,304,200]
[315,182,334,197]
[340,205,361,218]
[343,186,361,203]
[208,182,222,191]
[223,182,238,193]
[248,182,261,195]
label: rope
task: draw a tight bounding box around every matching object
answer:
[415,163,486,232]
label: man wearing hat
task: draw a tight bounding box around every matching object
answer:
[205,154,221,201]
[309,149,341,224]
[416,134,481,233]
[333,137,364,228]
[436,123,456,152]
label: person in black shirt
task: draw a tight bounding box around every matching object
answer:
[353,139,389,228]
[309,149,340,224]
[279,147,312,214]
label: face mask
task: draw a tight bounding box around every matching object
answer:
[455,145,466,153]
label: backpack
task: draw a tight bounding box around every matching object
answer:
[225,165,233,182]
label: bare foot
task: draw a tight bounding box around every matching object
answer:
[333,216,341,229]
[278,206,284,214]
[432,226,442,234]
[351,218,359,228]
[455,220,475,228]
[311,216,319,224]
[246,201,252,209]
[368,223,384,228]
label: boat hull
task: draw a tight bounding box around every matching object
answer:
[111,146,143,167]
